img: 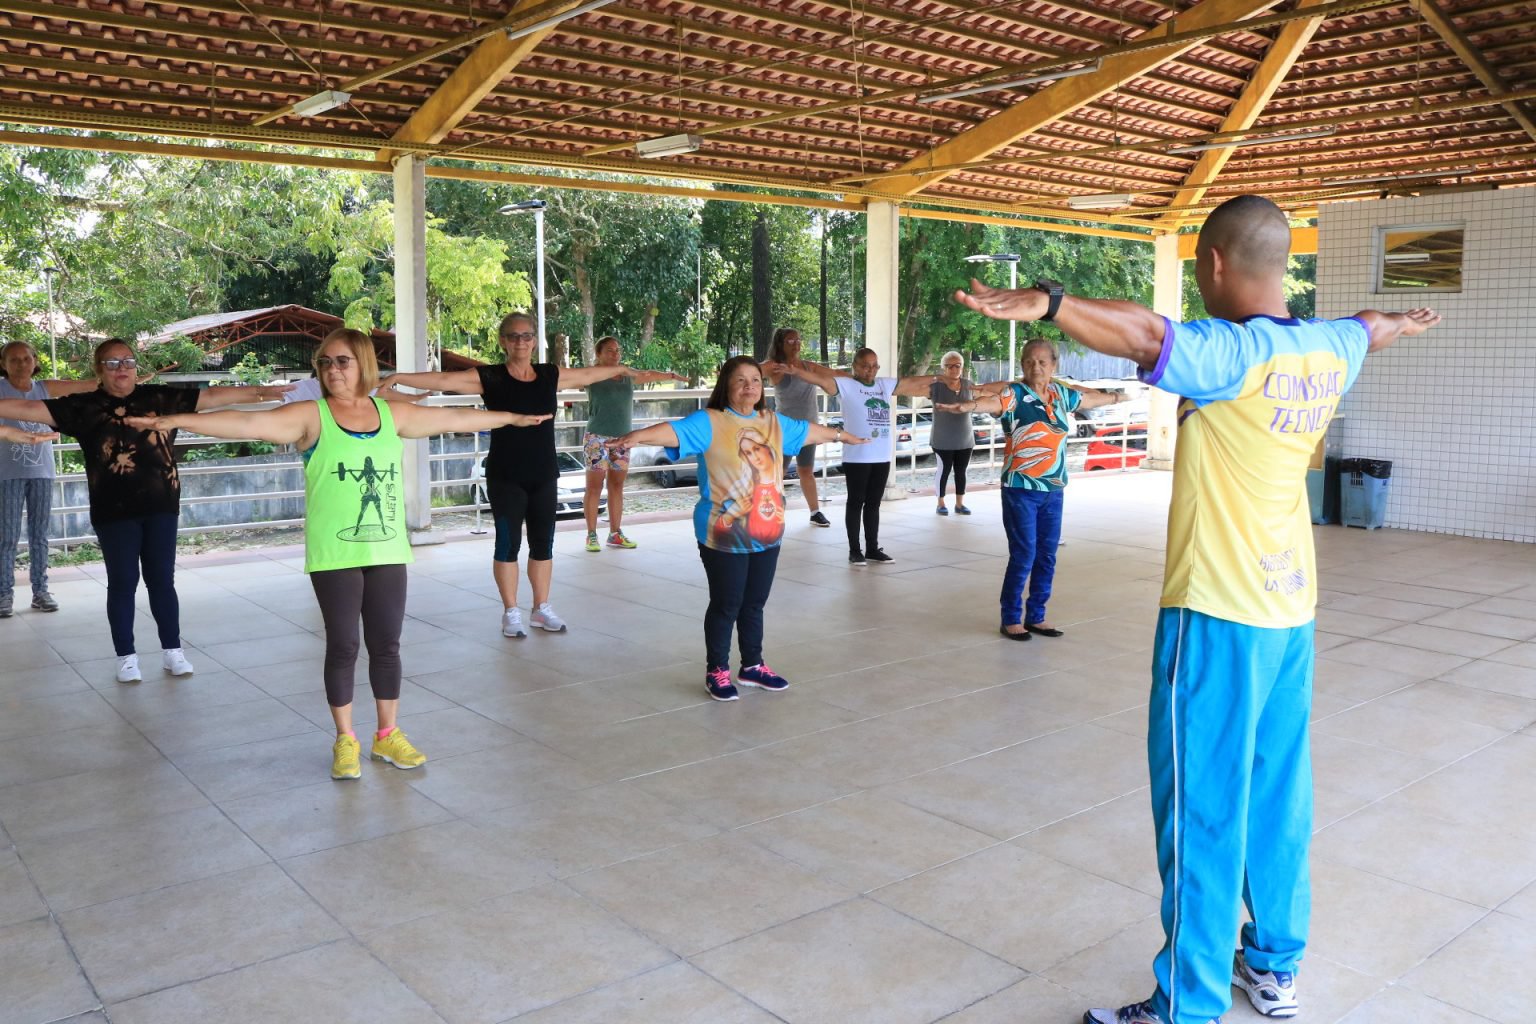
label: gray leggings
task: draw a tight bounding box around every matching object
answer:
[309,562,408,707]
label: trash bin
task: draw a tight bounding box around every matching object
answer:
[1340,458,1392,529]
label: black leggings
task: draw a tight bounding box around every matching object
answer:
[487,476,558,562]
[841,461,890,554]
[697,543,780,670]
[935,447,972,500]
[96,513,180,656]
[309,563,408,707]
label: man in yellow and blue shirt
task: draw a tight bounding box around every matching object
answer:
[956,194,1440,1024]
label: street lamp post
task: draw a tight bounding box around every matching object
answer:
[964,253,1020,381]
[42,266,60,373]
[499,200,548,361]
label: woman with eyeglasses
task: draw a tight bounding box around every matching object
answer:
[126,329,552,779]
[0,340,107,618]
[386,311,640,640]
[0,338,293,682]
[930,350,976,516]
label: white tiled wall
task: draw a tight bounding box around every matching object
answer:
[1316,189,1536,542]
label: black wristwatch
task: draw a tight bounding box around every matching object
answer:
[1034,278,1065,322]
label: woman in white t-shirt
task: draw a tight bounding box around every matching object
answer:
[775,349,938,566]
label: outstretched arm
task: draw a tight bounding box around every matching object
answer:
[935,394,1006,417]
[892,373,942,398]
[561,364,636,388]
[0,425,59,445]
[805,422,869,445]
[387,368,484,395]
[0,399,56,428]
[195,383,295,411]
[1356,308,1440,353]
[634,370,688,386]
[954,279,1166,371]
[1071,387,1129,411]
[124,403,319,449]
[389,404,550,438]
[975,380,1011,397]
[41,378,100,398]
[777,360,842,396]
[614,421,681,449]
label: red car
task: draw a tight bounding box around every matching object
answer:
[1084,423,1147,471]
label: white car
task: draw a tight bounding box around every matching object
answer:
[1068,377,1149,437]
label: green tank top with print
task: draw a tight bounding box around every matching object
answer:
[303,399,414,573]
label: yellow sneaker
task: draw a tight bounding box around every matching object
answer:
[331,734,361,780]
[370,728,426,769]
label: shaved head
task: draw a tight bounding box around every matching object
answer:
[1197,195,1291,279]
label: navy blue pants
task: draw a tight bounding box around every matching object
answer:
[999,486,1063,627]
[96,512,181,656]
[697,543,779,670]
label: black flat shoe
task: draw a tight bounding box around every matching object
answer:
[1026,624,1065,637]
[999,625,1031,642]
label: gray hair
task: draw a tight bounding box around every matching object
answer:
[1021,337,1059,364]
[939,349,964,368]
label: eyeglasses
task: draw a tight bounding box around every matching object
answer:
[501,331,537,342]
[316,355,355,369]
[99,358,138,370]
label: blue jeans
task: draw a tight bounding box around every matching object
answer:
[697,543,779,670]
[999,486,1064,626]
[1148,608,1314,1024]
[0,477,52,601]
[96,513,181,656]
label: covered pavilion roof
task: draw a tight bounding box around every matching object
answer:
[1,0,1532,232]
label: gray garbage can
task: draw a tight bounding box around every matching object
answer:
[1340,458,1391,529]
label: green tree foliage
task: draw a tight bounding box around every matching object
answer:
[699,195,820,359]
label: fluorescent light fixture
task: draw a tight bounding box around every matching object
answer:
[1324,169,1480,188]
[504,0,618,41]
[1167,127,1336,155]
[1383,251,1432,263]
[965,253,1021,263]
[919,59,1102,103]
[1066,193,1133,210]
[291,90,351,117]
[634,133,702,159]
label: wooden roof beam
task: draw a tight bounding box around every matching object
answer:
[874,0,1295,197]
[1157,0,1328,224]
[1417,0,1536,145]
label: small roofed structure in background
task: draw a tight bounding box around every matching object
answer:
[137,305,484,383]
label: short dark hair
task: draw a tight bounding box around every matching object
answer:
[1197,195,1290,278]
[706,355,767,412]
[853,347,877,362]
[595,335,621,355]
[94,337,132,365]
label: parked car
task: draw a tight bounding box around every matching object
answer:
[1072,378,1150,437]
[473,451,608,516]
[627,444,699,489]
[1084,423,1148,471]
[893,411,933,457]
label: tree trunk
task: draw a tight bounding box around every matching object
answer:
[571,255,597,366]
[639,303,657,346]
[750,209,772,361]
[552,332,569,368]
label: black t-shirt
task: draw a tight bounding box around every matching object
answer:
[478,363,559,482]
[45,385,200,526]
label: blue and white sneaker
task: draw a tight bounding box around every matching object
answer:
[1083,1001,1222,1024]
[1233,950,1298,1018]
[737,662,789,692]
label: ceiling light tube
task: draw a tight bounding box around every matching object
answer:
[633,133,702,159]
[504,0,619,42]
[1383,252,1433,263]
[1324,169,1481,188]
[1066,193,1133,210]
[1167,127,1337,155]
[291,90,351,117]
[919,59,1102,103]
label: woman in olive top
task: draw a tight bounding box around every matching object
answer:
[386,312,639,640]
[0,338,293,684]
[581,335,685,552]
[128,328,550,779]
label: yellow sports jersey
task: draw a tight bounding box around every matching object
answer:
[1142,314,1371,628]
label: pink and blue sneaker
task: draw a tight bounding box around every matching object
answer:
[705,666,739,702]
[737,663,789,692]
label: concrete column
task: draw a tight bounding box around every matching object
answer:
[1146,232,1183,471]
[392,156,440,544]
[864,201,905,500]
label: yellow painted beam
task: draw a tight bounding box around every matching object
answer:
[1418,0,1536,146]
[380,0,556,161]
[1175,225,1316,259]
[1158,0,1327,225]
[876,0,1288,197]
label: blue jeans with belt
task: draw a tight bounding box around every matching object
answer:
[999,486,1064,627]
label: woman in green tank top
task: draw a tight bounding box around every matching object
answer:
[127,328,550,781]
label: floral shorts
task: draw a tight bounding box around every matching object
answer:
[583,433,630,473]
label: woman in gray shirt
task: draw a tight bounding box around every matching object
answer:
[765,328,832,528]
[928,350,975,516]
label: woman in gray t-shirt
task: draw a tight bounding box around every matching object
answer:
[928,350,975,516]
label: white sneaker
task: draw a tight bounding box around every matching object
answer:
[1233,949,1298,1018]
[162,648,194,676]
[531,602,567,633]
[501,607,527,639]
[116,654,142,683]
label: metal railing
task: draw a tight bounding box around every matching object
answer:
[25,384,1144,548]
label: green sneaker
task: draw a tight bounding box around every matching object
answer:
[331,734,361,780]
[607,530,637,549]
[585,531,601,553]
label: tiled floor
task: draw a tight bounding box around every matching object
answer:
[2,471,1534,1024]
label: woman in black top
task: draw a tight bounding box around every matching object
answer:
[0,338,291,683]
[387,312,640,639]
